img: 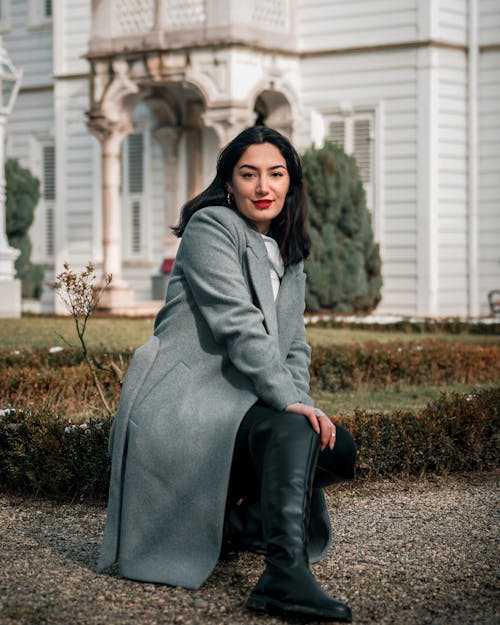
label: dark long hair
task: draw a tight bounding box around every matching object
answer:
[172,126,310,265]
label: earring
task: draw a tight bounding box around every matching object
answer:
[226,189,232,206]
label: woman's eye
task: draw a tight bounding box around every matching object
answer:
[242,172,255,178]
[271,172,284,177]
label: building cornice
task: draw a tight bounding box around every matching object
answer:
[85,38,500,66]
[300,39,500,57]
[85,40,300,62]
[18,84,53,93]
[479,44,500,52]
[300,39,468,58]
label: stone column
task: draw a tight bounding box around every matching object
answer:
[153,125,182,260]
[186,101,204,199]
[88,116,134,310]
[0,115,21,317]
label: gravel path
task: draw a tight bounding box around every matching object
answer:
[0,473,498,625]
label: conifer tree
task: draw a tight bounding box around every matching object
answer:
[5,158,43,298]
[302,141,382,313]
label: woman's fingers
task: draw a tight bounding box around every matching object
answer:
[316,415,335,450]
[327,420,336,450]
[285,403,336,449]
[305,411,321,434]
[285,402,320,433]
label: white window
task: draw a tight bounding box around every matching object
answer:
[29,0,52,29]
[42,144,56,258]
[122,132,145,257]
[326,112,375,214]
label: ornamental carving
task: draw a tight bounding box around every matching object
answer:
[114,0,155,36]
[165,0,207,29]
[252,0,289,31]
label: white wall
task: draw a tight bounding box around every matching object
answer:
[54,0,91,76]
[299,46,421,314]
[5,0,53,89]
[477,0,500,314]
[436,47,468,315]
[297,0,418,52]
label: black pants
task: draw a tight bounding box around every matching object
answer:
[227,402,357,508]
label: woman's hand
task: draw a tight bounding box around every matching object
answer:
[285,402,336,451]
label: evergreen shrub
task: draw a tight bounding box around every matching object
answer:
[5,158,43,298]
[302,141,382,313]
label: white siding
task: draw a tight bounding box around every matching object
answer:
[436,48,468,315]
[4,0,53,89]
[479,0,500,46]
[297,0,419,52]
[437,0,467,46]
[54,0,91,76]
[478,51,500,315]
[300,48,420,314]
[53,79,94,260]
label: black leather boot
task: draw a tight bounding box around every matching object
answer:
[245,413,352,622]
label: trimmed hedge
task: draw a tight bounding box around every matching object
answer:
[343,387,499,479]
[306,316,500,335]
[0,388,498,500]
[0,411,110,501]
[2,341,499,414]
[310,341,500,391]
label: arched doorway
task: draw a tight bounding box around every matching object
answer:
[254,90,293,137]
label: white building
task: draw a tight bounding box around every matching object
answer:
[3,0,499,316]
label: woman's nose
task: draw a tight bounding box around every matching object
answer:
[256,176,270,194]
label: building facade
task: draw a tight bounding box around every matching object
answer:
[3,0,500,315]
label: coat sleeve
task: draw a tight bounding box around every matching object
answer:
[283,265,314,407]
[178,209,302,411]
[284,318,314,407]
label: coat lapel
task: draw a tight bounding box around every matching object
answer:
[245,232,279,338]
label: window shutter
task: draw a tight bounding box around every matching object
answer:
[43,145,55,256]
[128,133,144,193]
[126,133,144,255]
[43,145,55,200]
[131,200,141,254]
[353,118,372,188]
[327,120,345,148]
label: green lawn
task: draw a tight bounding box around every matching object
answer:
[306,326,499,346]
[314,383,497,416]
[0,316,497,351]
[0,317,155,351]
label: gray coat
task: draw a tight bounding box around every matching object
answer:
[97,205,331,589]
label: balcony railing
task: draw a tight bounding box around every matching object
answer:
[89,0,294,56]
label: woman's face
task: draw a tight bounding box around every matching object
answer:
[228,142,290,234]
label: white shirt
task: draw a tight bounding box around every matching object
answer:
[261,233,284,301]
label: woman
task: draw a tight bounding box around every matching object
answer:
[97,126,356,622]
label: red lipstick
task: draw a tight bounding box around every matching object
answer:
[253,200,272,209]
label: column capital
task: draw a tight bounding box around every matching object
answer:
[202,107,256,147]
[153,125,183,158]
[87,110,134,155]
